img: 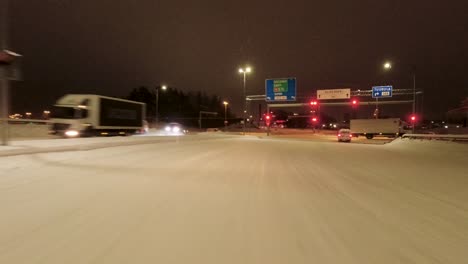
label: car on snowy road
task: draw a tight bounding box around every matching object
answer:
[337,129,352,142]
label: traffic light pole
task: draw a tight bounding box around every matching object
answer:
[412,73,416,134]
[266,105,270,136]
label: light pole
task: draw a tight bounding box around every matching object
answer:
[377,61,393,119]
[223,101,228,131]
[383,61,416,133]
[155,85,167,128]
[238,66,251,134]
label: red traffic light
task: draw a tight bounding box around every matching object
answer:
[351,99,358,105]
[310,101,318,106]
[312,117,318,122]
[265,114,272,127]
[410,115,416,121]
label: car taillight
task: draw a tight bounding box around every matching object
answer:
[338,134,341,137]
[349,134,352,137]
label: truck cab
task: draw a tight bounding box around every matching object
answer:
[50,96,93,137]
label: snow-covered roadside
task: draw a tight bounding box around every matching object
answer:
[0,134,187,157]
[386,137,468,154]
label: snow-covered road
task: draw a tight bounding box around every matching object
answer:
[0,135,467,263]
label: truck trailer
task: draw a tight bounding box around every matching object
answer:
[350,118,409,139]
[50,94,146,137]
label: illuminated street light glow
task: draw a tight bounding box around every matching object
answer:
[384,62,392,70]
[223,101,228,105]
[161,85,167,90]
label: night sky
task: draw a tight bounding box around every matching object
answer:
[7,0,468,119]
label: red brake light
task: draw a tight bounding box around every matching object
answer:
[338,134,341,137]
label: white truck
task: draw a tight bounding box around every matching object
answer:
[50,94,146,137]
[350,118,409,139]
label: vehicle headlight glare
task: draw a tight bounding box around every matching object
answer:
[65,130,79,137]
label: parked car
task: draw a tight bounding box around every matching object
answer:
[338,129,352,142]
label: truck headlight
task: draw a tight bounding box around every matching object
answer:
[165,126,171,132]
[65,130,79,137]
[172,126,180,132]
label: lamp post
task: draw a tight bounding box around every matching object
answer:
[383,61,416,133]
[238,66,251,135]
[155,85,167,128]
[376,61,393,119]
[223,101,228,131]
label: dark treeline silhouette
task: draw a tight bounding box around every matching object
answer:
[126,86,237,128]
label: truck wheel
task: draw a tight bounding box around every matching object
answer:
[365,134,374,139]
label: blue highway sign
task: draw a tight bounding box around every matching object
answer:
[265,78,297,102]
[372,85,393,98]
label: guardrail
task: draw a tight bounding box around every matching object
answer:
[4,119,51,124]
[402,134,468,142]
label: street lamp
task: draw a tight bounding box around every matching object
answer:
[155,85,167,128]
[238,66,252,134]
[376,61,393,119]
[384,62,392,70]
[223,101,228,131]
[383,61,417,132]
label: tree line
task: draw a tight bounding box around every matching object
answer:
[126,86,236,128]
